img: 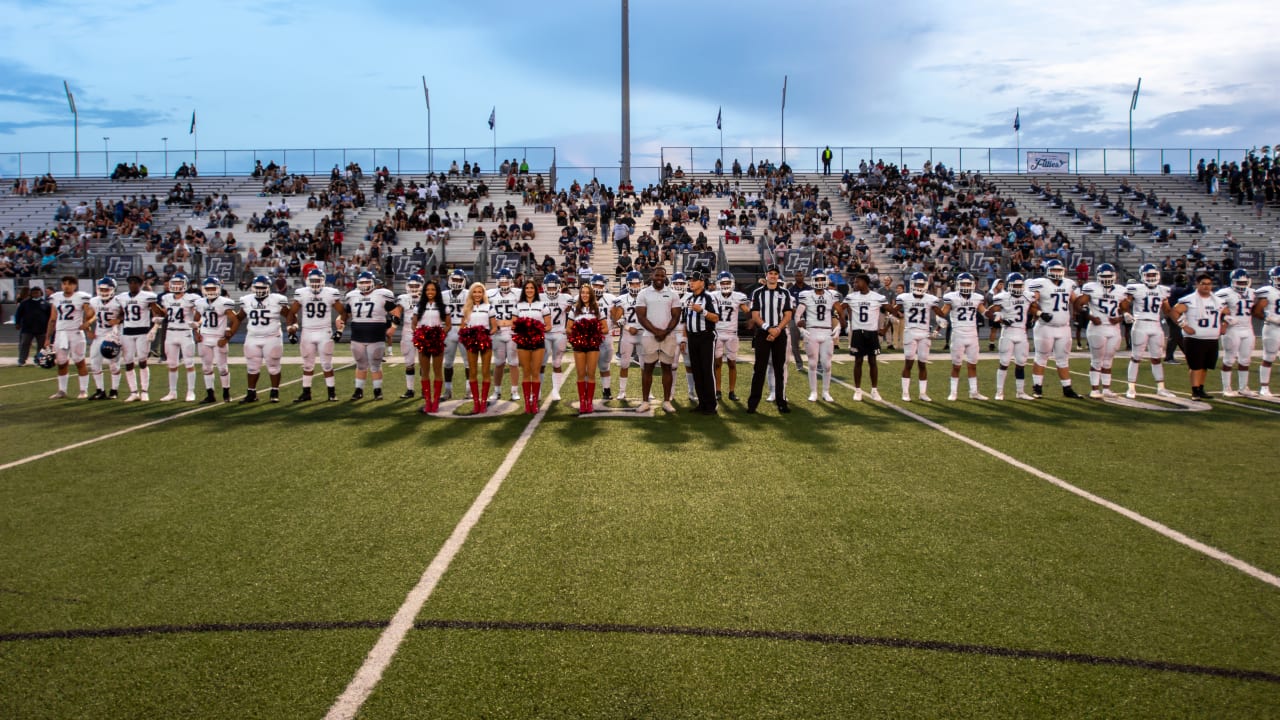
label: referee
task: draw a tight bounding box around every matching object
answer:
[1171,273,1228,400]
[747,264,793,414]
[682,272,720,414]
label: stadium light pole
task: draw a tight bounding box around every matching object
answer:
[781,75,787,166]
[162,137,168,177]
[103,136,110,176]
[620,0,631,186]
[1129,77,1141,174]
[64,81,78,178]
[422,76,433,174]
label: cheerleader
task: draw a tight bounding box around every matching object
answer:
[567,283,605,414]
[460,282,497,413]
[514,280,550,414]
[412,280,452,414]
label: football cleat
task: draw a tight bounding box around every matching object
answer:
[994,392,1005,401]
[852,389,863,402]
[160,392,177,401]
[970,392,988,400]
[89,390,107,401]
[1062,386,1083,399]
[808,392,818,402]
[822,392,835,402]
[240,390,258,404]
[1016,392,1036,400]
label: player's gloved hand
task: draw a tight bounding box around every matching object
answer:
[1267,315,1280,326]
[800,328,809,341]
[147,327,158,342]
[1040,312,1054,322]
[991,311,1003,322]
[935,317,949,330]
[1123,312,1135,324]
[1001,318,1015,327]
[287,324,299,334]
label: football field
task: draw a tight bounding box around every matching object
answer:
[1,347,1278,719]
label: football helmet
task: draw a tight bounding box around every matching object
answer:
[1269,265,1280,289]
[590,274,607,294]
[1006,272,1026,297]
[717,271,735,295]
[306,269,325,292]
[1139,263,1161,288]
[671,272,687,295]
[356,271,376,294]
[168,272,188,294]
[910,271,929,297]
[1044,259,1065,283]
[407,273,424,299]
[97,276,116,300]
[496,268,513,291]
[99,339,121,359]
[252,275,271,300]
[956,272,976,297]
[543,272,561,298]
[810,267,829,291]
[202,276,222,300]
[448,270,466,292]
[626,270,644,295]
[1096,263,1117,289]
[1229,268,1250,292]
[35,348,56,369]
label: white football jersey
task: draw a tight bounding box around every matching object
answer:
[941,291,983,336]
[487,287,520,334]
[1027,277,1077,327]
[88,296,122,334]
[796,289,842,329]
[294,286,343,331]
[1080,282,1126,322]
[713,291,749,333]
[195,296,237,338]
[242,293,290,338]
[52,291,92,332]
[990,291,1032,334]
[541,293,573,333]
[843,291,889,332]
[442,288,469,326]
[1125,283,1170,323]
[618,292,644,330]
[598,292,618,334]
[160,293,197,335]
[117,290,159,331]
[896,292,939,333]
[344,288,398,326]
[1255,286,1280,329]
[1214,287,1256,332]
[1177,292,1226,335]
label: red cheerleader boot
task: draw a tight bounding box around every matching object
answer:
[586,382,596,413]
[469,381,481,413]
[420,379,432,413]
[532,382,541,412]
[576,381,586,414]
[480,381,491,413]
[431,379,443,412]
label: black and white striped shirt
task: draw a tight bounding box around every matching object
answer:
[751,285,793,331]
[682,290,715,335]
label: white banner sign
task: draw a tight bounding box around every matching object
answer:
[1027,151,1070,173]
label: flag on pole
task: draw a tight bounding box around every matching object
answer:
[64,81,75,114]
[1130,78,1141,111]
[190,111,196,135]
[1013,109,1020,132]
[488,107,495,130]
[422,76,430,111]
[716,107,722,130]
[781,76,788,110]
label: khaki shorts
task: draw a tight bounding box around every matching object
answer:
[641,333,678,365]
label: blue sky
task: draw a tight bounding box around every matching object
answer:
[1,0,1277,183]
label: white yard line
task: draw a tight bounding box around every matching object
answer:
[324,391,552,720]
[0,365,353,473]
[828,376,1280,591]
[0,376,57,390]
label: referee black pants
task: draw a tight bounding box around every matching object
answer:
[748,330,788,410]
[687,332,717,412]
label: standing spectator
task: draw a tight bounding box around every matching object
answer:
[747,264,794,414]
[821,146,834,175]
[15,287,52,365]
[681,271,720,414]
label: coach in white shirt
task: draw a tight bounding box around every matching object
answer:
[635,266,682,414]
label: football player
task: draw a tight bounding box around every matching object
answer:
[614,270,646,401]
[1076,263,1126,398]
[1171,273,1229,400]
[116,275,162,401]
[712,271,750,401]
[1252,266,1280,396]
[1026,259,1083,398]
[45,275,95,399]
[540,272,572,401]
[987,273,1035,400]
[395,274,426,399]
[591,274,618,401]
[796,268,843,402]
[1120,263,1175,399]
[236,275,292,403]
[440,270,472,400]
[1216,268,1256,396]
[669,272,697,403]
[86,277,123,400]
[289,269,344,402]
[894,271,939,401]
[937,272,988,401]
[193,277,239,404]
[843,272,890,401]
[487,269,521,402]
[157,272,199,402]
[342,271,401,400]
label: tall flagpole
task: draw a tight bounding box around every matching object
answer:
[781,75,787,165]
[490,107,496,173]
[423,76,432,174]
[1015,108,1021,173]
[64,81,78,178]
[1129,77,1141,174]
[718,107,723,168]
[620,0,631,185]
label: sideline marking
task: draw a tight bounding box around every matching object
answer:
[324,390,551,720]
[1069,370,1280,416]
[828,377,1280,591]
[0,365,353,473]
[0,376,58,390]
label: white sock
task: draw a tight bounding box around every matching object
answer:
[140,366,150,391]
[325,375,336,388]
[1221,370,1232,391]
[1033,373,1044,387]
[968,377,978,394]
[1101,372,1111,388]
[406,372,415,390]
[92,372,104,391]
[1060,377,1072,388]
[125,369,138,392]
[1128,362,1139,383]
[1261,365,1272,387]
[220,370,231,390]
[373,379,383,391]
[204,373,216,391]
[78,374,88,393]
[822,366,832,394]
[619,376,629,395]
[58,374,69,393]
[901,377,910,395]
[1089,370,1100,387]
[918,379,927,395]
[996,368,1007,393]
[1152,364,1164,382]
[302,373,313,389]
[187,369,197,392]
[809,362,819,394]
[169,369,178,393]
[111,371,121,391]
[1015,376,1025,393]
[1238,369,1250,390]
[949,376,959,395]
[355,378,365,390]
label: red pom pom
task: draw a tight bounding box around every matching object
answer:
[513,316,547,350]
[413,325,446,355]
[459,325,493,353]
[568,317,604,351]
